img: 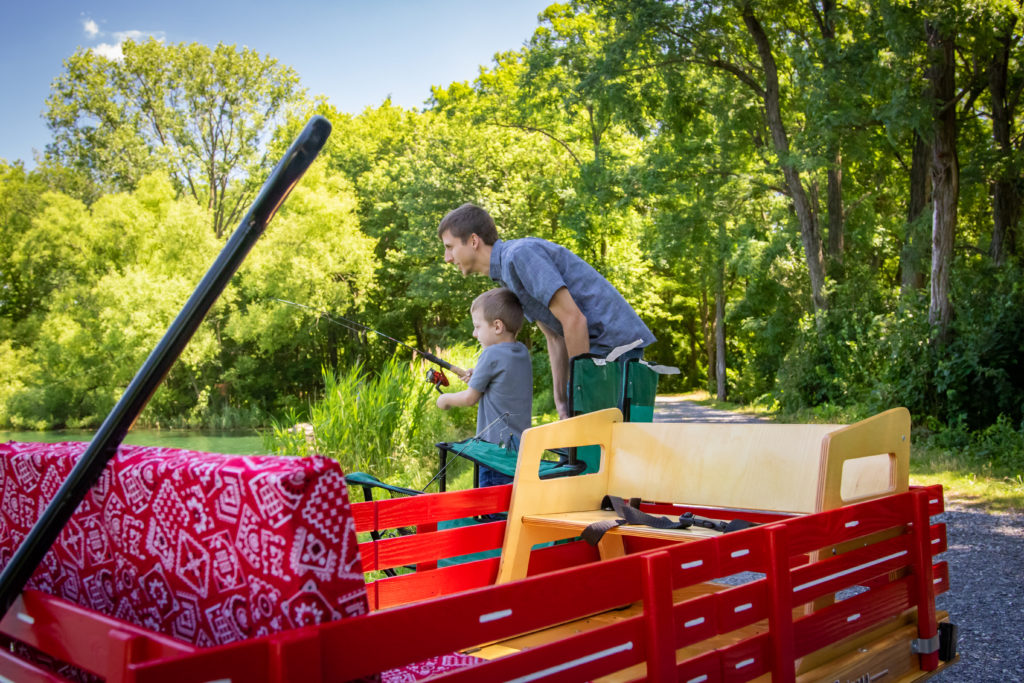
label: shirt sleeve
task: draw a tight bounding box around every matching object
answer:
[468,346,498,393]
[507,246,567,309]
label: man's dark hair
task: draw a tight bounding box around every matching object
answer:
[438,203,499,244]
[471,288,524,336]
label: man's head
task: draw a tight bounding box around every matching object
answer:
[439,204,498,276]
[470,288,524,347]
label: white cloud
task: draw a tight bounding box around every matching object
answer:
[83,18,100,38]
[93,42,124,60]
[88,28,167,61]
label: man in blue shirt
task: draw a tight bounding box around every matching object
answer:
[438,203,655,419]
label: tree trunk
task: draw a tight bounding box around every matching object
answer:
[901,132,932,295]
[827,152,844,265]
[715,222,727,401]
[989,22,1021,265]
[927,22,958,338]
[742,4,828,314]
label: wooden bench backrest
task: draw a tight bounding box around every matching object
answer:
[510,407,910,516]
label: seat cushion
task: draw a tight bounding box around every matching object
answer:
[0,441,368,647]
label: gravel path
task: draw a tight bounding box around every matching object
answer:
[653,397,1024,681]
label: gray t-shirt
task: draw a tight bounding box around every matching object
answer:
[488,238,655,356]
[468,341,532,445]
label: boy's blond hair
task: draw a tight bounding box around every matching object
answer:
[471,288,524,336]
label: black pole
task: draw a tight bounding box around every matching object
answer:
[0,115,332,616]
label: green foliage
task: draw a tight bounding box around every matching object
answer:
[262,359,474,488]
[45,39,305,236]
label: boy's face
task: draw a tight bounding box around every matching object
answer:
[471,308,505,348]
[441,230,480,276]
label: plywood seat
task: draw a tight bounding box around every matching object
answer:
[498,407,911,583]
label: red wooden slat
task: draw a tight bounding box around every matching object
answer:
[438,619,647,683]
[320,556,646,681]
[932,561,950,597]
[676,648,722,683]
[930,522,948,554]
[793,578,913,657]
[665,539,721,587]
[526,537,601,576]
[911,489,939,671]
[716,581,769,634]
[642,552,676,680]
[0,647,67,683]
[351,499,376,532]
[374,520,505,570]
[719,631,771,682]
[672,592,719,647]
[125,640,273,683]
[372,557,500,609]
[788,533,912,607]
[766,526,796,682]
[375,486,511,530]
[715,528,767,577]
[779,494,914,557]
[0,591,197,680]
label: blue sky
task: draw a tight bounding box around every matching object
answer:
[0,0,552,167]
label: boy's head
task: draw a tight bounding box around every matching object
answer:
[470,288,524,348]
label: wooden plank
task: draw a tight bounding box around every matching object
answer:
[373,519,506,570]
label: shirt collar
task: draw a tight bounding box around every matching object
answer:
[488,239,505,282]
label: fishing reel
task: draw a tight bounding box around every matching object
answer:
[425,368,449,393]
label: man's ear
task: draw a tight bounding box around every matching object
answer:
[469,233,480,249]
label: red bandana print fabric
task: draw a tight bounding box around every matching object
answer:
[0,441,369,647]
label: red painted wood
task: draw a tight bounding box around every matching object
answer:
[671,592,719,647]
[716,581,769,634]
[0,647,67,683]
[350,499,376,532]
[642,551,676,680]
[792,578,913,657]
[374,520,505,570]
[675,648,722,683]
[788,533,913,607]
[374,485,511,530]
[911,489,939,671]
[526,537,601,576]
[439,618,647,683]
[372,557,500,609]
[719,631,771,682]
[766,526,796,682]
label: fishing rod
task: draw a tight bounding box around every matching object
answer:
[270,298,467,388]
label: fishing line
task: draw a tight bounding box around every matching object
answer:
[269,297,462,373]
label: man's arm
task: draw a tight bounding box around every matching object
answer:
[436,387,483,410]
[542,287,590,420]
[537,321,570,419]
[548,287,589,359]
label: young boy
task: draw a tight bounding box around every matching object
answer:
[436,287,532,487]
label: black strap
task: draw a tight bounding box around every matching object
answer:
[581,495,759,545]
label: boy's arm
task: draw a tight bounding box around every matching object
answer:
[436,387,482,410]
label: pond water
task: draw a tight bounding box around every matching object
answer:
[0,429,267,456]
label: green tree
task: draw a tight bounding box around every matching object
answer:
[45,39,305,237]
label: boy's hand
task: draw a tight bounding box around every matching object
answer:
[457,367,473,383]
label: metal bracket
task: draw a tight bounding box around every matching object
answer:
[911,634,940,655]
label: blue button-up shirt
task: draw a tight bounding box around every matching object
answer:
[489,238,655,355]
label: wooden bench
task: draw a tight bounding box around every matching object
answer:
[497,407,911,583]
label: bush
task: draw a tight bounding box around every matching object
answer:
[263,355,476,487]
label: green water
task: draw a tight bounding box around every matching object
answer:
[0,429,267,455]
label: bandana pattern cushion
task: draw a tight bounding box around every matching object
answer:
[0,441,368,647]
